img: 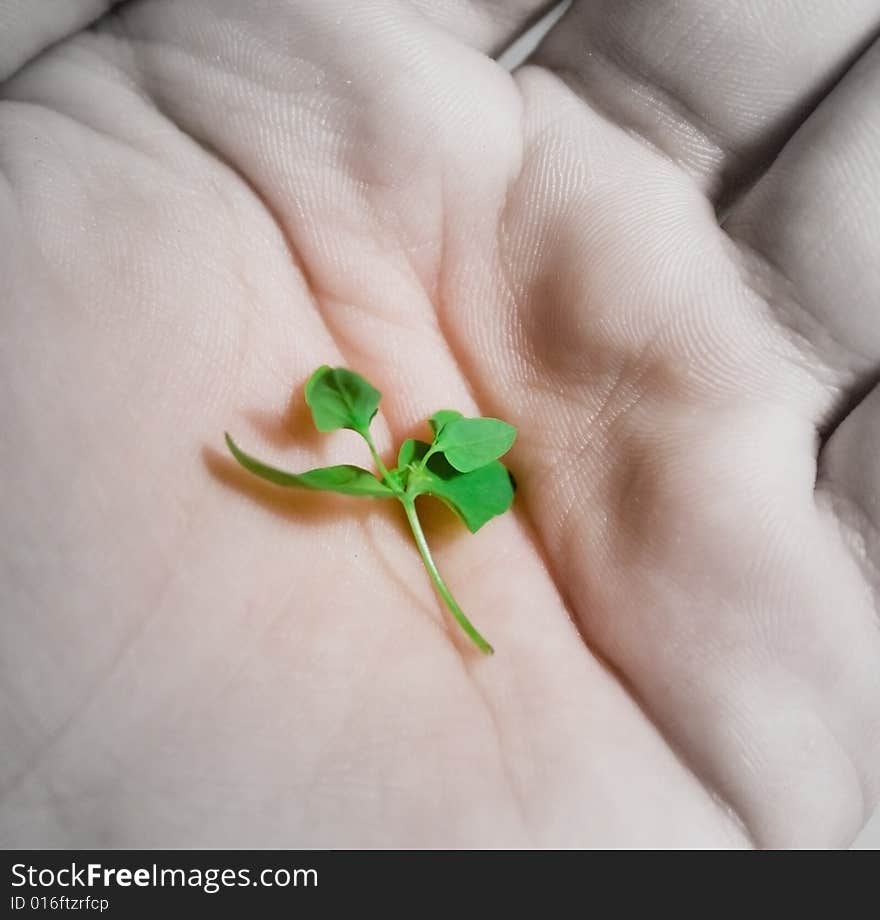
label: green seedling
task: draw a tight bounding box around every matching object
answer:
[225,365,517,655]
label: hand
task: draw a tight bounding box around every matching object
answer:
[1,0,878,848]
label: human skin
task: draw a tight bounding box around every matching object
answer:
[0,0,878,848]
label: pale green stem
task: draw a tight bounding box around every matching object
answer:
[419,443,441,468]
[359,427,400,494]
[402,498,494,655]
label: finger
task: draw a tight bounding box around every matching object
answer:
[817,384,880,626]
[0,0,552,86]
[525,0,880,201]
[815,382,880,800]
[725,39,880,414]
[0,0,124,82]
[412,0,559,56]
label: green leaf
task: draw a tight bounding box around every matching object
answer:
[304,365,381,434]
[430,417,517,473]
[397,437,421,469]
[428,409,462,436]
[404,440,515,532]
[225,433,394,497]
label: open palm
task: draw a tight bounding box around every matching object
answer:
[2,0,878,848]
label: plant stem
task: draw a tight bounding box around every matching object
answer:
[401,498,494,655]
[419,443,440,468]
[359,427,400,494]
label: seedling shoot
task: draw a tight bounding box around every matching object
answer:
[225,366,517,654]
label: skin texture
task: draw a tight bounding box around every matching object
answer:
[1,0,878,848]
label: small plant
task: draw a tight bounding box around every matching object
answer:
[225,366,517,655]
